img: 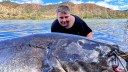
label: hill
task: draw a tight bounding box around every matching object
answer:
[0,2,127,19]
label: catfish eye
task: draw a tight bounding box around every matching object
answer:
[77,40,85,46]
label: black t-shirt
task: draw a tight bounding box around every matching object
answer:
[51,15,92,37]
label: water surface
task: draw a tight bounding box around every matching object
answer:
[0,19,127,51]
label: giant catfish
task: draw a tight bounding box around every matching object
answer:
[0,33,127,72]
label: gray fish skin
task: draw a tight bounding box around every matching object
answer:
[0,33,125,72]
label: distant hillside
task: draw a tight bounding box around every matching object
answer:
[0,2,127,19]
[123,9,128,12]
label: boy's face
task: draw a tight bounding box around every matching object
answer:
[57,12,71,28]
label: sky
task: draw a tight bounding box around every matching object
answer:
[0,0,128,10]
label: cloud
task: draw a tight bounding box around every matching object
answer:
[120,5,128,10]
[58,1,63,4]
[86,1,120,10]
[44,3,53,5]
[95,1,119,10]
[44,1,63,5]
[31,0,43,4]
[69,0,83,4]
[104,0,112,2]
[12,0,43,4]
[86,1,95,4]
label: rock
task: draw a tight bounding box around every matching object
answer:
[0,33,127,72]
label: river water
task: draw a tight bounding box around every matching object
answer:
[0,19,127,52]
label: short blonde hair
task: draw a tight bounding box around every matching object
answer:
[56,5,70,14]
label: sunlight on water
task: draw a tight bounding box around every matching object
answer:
[0,20,51,41]
[0,19,128,51]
